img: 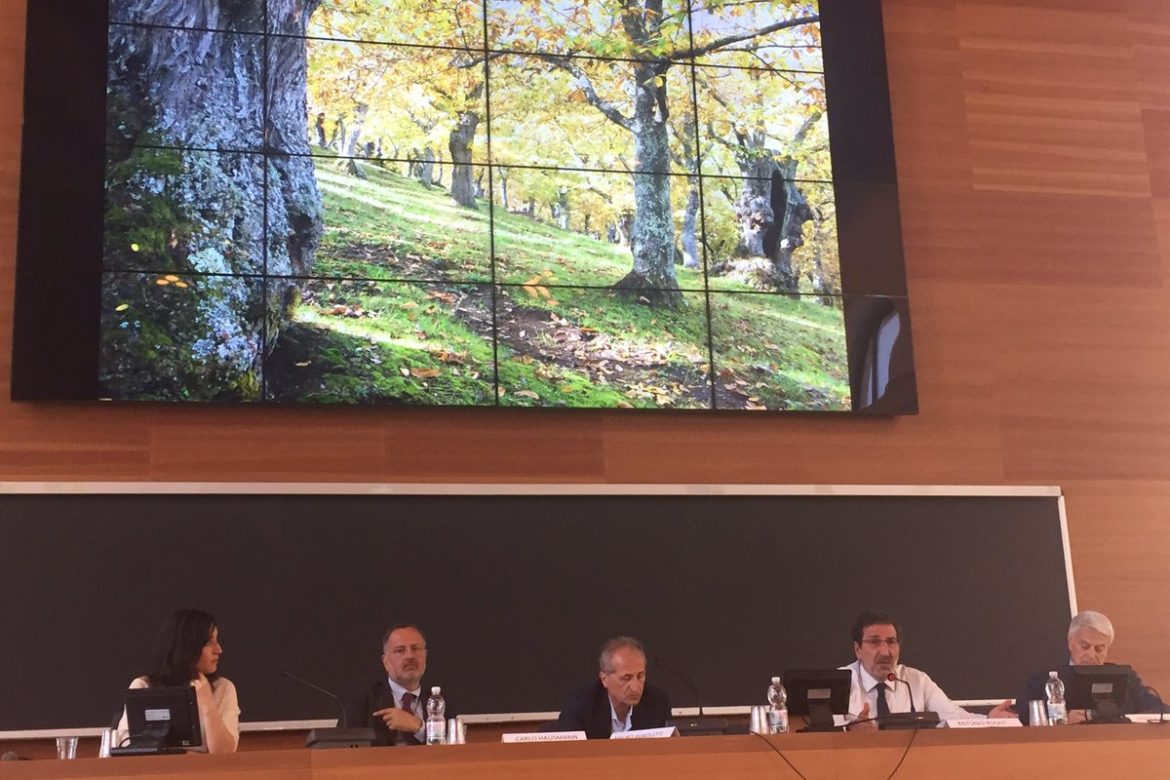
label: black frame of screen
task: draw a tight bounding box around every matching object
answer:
[11,0,916,413]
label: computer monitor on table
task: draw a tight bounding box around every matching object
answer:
[1067,665,1132,723]
[783,669,852,732]
[112,686,202,755]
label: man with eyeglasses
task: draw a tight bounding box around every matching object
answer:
[346,623,446,746]
[842,611,1016,729]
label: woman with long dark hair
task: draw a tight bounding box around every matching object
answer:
[114,608,240,753]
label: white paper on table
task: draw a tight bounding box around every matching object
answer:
[942,718,1023,728]
[609,726,679,739]
[501,731,587,743]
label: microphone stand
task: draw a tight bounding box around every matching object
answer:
[879,673,939,730]
[653,657,731,735]
[282,671,376,749]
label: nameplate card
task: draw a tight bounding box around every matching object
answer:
[501,731,586,743]
[943,718,1022,729]
[609,727,679,739]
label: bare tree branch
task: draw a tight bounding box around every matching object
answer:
[530,53,635,131]
[587,185,613,203]
[669,14,818,61]
[456,50,508,69]
[790,109,822,151]
[622,0,649,45]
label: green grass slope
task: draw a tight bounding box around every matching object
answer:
[265,159,850,410]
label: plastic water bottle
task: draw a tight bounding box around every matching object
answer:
[425,686,447,744]
[766,676,789,734]
[1045,671,1067,725]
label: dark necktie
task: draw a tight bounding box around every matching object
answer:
[397,692,417,745]
[876,682,891,718]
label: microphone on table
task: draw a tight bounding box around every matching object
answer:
[877,671,939,729]
[1143,684,1168,725]
[281,670,376,749]
[887,672,917,713]
[652,657,734,735]
[653,656,704,717]
[282,670,349,727]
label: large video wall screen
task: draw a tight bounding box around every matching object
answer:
[14,1,916,413]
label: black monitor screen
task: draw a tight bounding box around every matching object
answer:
[783,668,852,724]
[123,686,202,750]
[1066,665,1131,715]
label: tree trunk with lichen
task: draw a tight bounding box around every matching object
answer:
[102,0,322,400]
[612,59,683,307]
[342,100,369,179]
[448,110,479,208]
[769,159,812,293]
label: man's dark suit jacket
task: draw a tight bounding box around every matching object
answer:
[555,680,672,739]
[1016,664,1164,724]
[345,680,456,747]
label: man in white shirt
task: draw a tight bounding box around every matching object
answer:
[842,611,1016,729]
[345,624,433,746]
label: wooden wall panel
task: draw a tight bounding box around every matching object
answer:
[1129,0,1170,111]
[1145,109,1170,196]
[960,5,1150,197]
[882,1,973,190]
[3,0,1170,703]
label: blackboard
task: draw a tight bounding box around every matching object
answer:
[0,487,1072,730]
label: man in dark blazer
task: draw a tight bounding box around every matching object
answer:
[346,624,450,746]
[556,636,672,739]
[1017,610,1165,724]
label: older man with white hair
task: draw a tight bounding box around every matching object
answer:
[1017,610,1164,723]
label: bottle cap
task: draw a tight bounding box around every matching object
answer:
[432,686,441,694]
[771,676,781,685]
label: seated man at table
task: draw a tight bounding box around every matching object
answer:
[556,636,672,738]
[842,610,1016,729]
[345,623,449,746]
[1017,610,1165,724]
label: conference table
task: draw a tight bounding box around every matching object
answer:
[2,725,1167,779]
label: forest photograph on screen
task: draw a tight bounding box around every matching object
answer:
[101,0,846,410]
